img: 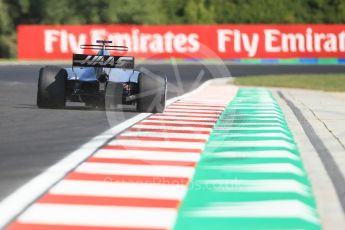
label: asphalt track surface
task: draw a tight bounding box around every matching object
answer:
[1,63,345,202]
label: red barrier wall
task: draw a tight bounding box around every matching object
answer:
[17,24,345,60]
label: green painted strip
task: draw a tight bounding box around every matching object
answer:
[173,88,321,230]
[278,58,301,64]
[317,58,338,64]
[241,59,263,64]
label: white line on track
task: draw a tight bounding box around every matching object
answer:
[140,119,215,125]
[108,139,205,150]
[18,203,178,228]
[156,112,220,118]
[180,100,229,104]
[50,180,188,200]
[167,106,225,110]
[120,131,209,140]
[94,149,201,162]
[164,109,222,113]
[170,103,226,107]
[149,116,218,121]
[132,124,212,132]
[75,162,196,177]
[107,139,206,149]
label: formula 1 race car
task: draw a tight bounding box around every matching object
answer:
[36,40,167,113]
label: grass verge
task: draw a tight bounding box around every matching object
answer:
[233,74,345,92]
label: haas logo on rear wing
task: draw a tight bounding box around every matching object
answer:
[73,54,134,69]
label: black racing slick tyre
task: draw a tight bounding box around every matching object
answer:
[137,72,167,113]
[37,66,67,108]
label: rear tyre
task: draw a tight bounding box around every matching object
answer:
[37,66,67,108]
[137,72,167,113]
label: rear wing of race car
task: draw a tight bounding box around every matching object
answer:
[73,54,134,69]
[73,40,134,69]
[80,40,128,52]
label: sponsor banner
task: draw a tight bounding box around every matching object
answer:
[17,24,345,60]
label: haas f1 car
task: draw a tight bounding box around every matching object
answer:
[37,40,167,113]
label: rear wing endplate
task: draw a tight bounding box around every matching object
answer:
[73,54,134,69]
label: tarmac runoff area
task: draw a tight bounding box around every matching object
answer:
[274,88,345,230]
